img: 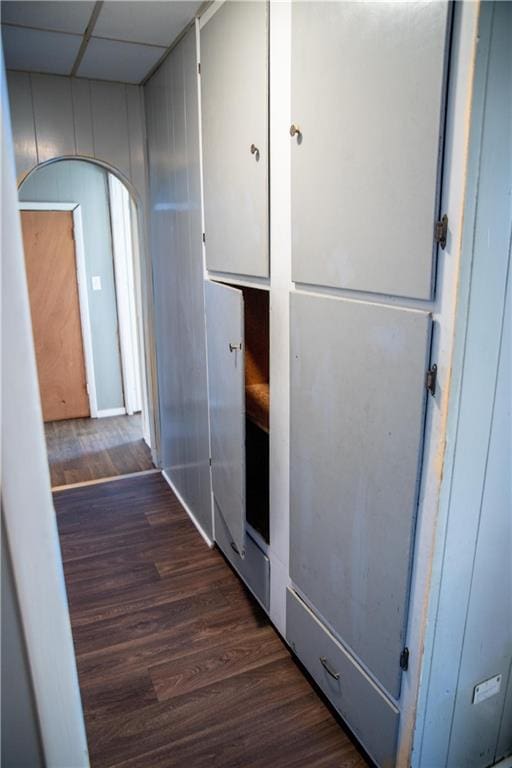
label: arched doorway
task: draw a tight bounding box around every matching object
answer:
[18,157,157,487]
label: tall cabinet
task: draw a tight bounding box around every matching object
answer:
[286,3,451,765]
[201,1,272,609]
[199,2,451,765]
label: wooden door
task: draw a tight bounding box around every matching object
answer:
[200,1,269,278]
[205,280,246,557]
[21,210,90,422]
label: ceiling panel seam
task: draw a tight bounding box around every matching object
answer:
[71,1,103,77]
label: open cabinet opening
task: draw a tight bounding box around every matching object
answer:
[241,286,270,544]
[205,278,271,604]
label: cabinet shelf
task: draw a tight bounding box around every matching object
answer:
[246,382,269,433]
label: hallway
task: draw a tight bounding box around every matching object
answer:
[45,414,153,488]
[55,473,369,768]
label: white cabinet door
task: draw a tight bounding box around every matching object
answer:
[201,1,268,278]
[291,1,451,299]
[290,293,432,699]
[205,280,246,557]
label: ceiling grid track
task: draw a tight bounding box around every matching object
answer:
[70,1,103,77]
[2,1,213,85]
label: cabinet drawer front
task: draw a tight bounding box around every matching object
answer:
[215,505,270,610]
[286,588,399,768]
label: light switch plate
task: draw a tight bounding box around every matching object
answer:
[473,674,502,704]
[92,275,102,291]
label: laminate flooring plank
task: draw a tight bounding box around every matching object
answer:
[45,413,153,487]
[55,473,369,768]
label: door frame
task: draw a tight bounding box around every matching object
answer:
[19,201,98,418]
[107,174,148,431]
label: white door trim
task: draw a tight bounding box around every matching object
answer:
[107,174,142,417]
[19,201,98,418]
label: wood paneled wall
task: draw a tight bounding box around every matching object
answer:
[6,71,147,205]
[144,26,213,539]
[6,70,160,460]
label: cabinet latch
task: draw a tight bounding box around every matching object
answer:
[425,364,438,397]
[434,214,448,249]
[400,647,409,671]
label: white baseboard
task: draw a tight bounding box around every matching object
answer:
[161,470,214,549]
[52,468,160,493]
[494,757,512,768]
[95,407,126,418]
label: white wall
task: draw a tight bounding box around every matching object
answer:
[1,531,44,768]
[19,160,125,412]
[414,3,512,765]
[7,71,146,201]
[144,26,212,539]
[1,54,89,767]
[6,69,160,459]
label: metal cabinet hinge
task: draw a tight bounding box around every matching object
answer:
[198,62,201,75]
[400,647,409,671]
[209,457,212,467]
[434,214,448,249]
[202,232,206,243]
[425,364,438,397]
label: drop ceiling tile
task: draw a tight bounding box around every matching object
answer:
[77,37,166,84]
[94,1,202,46]
[1,1,95,34]
[1,25,82,75]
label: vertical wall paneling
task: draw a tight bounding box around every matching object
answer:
[145,26,212,538]
[125,85,147,209]
[31,73,76,162]
[71,78,94,158]
[1,534,44,767]
[90,81,131,182]
[6,71,147,204]
[6,69,159,453]
[290,1,450,299]
[5,71,37,180]
[448,274,511,766]
[418,3,512,764]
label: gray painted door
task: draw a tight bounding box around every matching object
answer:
[205,280,246,557]
[290,1,450,299]
[200,1,269,278]
[290,292,431,698]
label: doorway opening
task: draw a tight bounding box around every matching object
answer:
[18,158,154,488]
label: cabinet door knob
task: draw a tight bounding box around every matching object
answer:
[250,143,260,158]
[290,123,302,140]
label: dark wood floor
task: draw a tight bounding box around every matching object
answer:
[45,414,153,487]
[55,473,369,768]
